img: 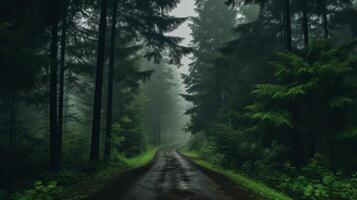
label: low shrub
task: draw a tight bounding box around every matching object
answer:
[12,181,63,200]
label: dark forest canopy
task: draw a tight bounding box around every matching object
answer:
[0,0,357,199]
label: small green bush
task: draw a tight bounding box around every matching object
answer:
[0,191,6,199]
[192,133,357,200]
[12,181,63,200]
[249,154,357,200]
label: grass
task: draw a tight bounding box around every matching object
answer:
[121,147,157,168]
[178,147,292,200]
[60,147,159,200]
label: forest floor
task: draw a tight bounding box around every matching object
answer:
[91,145,251,200]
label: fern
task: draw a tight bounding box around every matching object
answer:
[247,109,292,128]
[252,84,287,99]
[328,97,353,109]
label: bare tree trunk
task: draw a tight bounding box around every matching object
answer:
[154,105,157,145]
[291,103,304,166]
[104,0,118,161]
[293,132,304,166]
[321,0,329,38]
[58,0,69,166]
[50,0,60,170]
[284,0,292,51]
[6,95,17,196]
[64,68,71,132]
[158,111,161,145]
[302,0,309,47]
[329,137,336,168]
[281,11,285,50]
[90,0,109,163]
[309,122,316,160]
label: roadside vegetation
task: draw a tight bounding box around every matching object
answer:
[8,147,158,200]
[179,146,292,200]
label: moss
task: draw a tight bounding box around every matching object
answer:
[122,147,157,168]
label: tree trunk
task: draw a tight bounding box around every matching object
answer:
[58,0,69,165]
[302,0,309,47]
[293,132,304,166]
[154,105,159,145]
[329,137,336,169]
[90,0,109,163]
[321,0,329,38]
[64,68,72,132]
[292,103,304,166]
[158,111,161,145]
[6,95,17,196]
[307,98,316,160]
[281,11,286,50]
[104,0,118,161]
[309,126,316,158]
[284,0,292,51]
[49,0,60,170]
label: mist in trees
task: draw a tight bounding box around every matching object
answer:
[0,0,190,198]
[1,0,357,199]
[143,60,190,146]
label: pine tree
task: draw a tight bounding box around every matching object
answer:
[183,0,237,133]
[246,40,357,164]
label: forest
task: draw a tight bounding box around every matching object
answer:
[0,0,356,200]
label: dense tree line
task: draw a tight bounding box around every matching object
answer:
[185,0,357,199]
[0,0,189,197]
[143,60,188,145]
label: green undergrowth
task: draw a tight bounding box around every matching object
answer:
[178,146,292,200]
[10,147,158,200]
[117,147,157,168]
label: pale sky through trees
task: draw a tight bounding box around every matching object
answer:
[168,0,197,73]
[169,0,196,46]
[165,0,197,126]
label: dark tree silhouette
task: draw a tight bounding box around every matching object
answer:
[284,0,292,50]
[58,0,69,167]
[301,0,309,46]
[90,0,109,163]
[104,0,118,161]
[49,0,60,170]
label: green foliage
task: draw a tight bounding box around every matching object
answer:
[187,133,206,151]
[200,140,225,166]
[112,90,148,157]
[183,0,237,133]
[179,147,293,200]
[244,39,357,161]
[10,148,158,200]
[185,0,357,199]
[0,191,6,200]
[12,181,63,200]
[239,154,357,200]
[246,103,293,128]
[116,147,157,168]
[185,39,357,200]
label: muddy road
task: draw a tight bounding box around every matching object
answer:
[120,146,236,200]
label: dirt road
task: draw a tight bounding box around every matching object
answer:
[120,146,235,200]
